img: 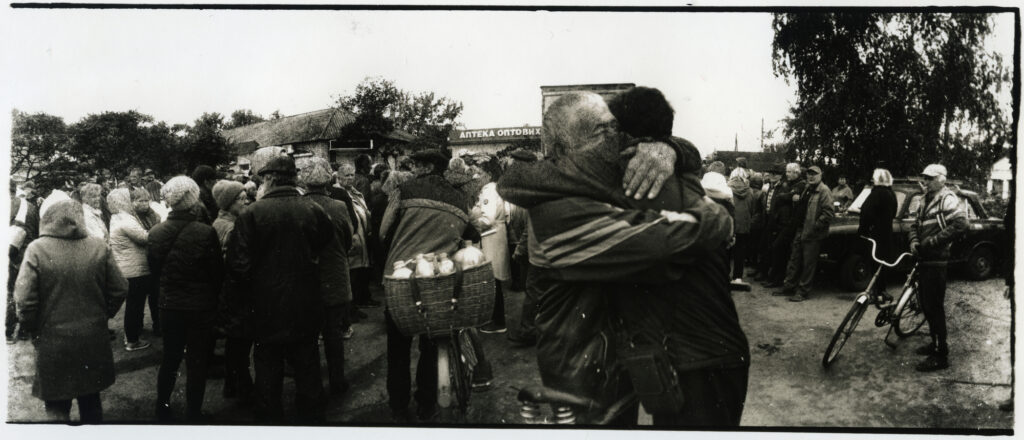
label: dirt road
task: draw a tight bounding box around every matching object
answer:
[6,277,1013,430]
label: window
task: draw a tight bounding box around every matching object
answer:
[903,194,922,219]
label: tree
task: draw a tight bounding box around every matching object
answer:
[67,110,179,179]
[226,109,266,129]
[176,112,233,173]
[336,77,463,151]
[11,110,68,180]
[772,12,1011,183]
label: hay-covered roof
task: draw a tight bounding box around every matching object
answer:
[222,108,354,154]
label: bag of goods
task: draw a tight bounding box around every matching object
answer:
[453,240,486,269]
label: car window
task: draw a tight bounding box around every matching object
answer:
[847,187,872,213]
[960,196,978,220]
[903,193,922,219]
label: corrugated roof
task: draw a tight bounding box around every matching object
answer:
[222,108,355,154]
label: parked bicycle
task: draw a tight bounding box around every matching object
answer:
[822,237,925,368]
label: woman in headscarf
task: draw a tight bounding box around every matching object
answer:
[148,176,224,422]
[15,199,128,423]
[107,188,155,351]
[79,183,108,242]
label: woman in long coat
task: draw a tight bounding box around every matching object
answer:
[858,168,898,298]
[15,199,128,423]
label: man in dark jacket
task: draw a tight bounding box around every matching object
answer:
[857,168,898,301]
[499,90,745,426]
[754,164,783,282]
[8,180,40,343]
[298,157,354,397]
[775,165,834,302]
[766,163,806,288]
[908,164,967,372]
[226,156,338,423]
[378,149,479,422]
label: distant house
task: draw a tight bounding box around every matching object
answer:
[222,107,413,173]
[988,156,1013,199]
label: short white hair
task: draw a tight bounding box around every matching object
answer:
[872,168,893,187]
[786,163,801,173]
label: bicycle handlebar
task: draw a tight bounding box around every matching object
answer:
[862,236,913,267]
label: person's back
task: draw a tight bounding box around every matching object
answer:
[231,186,334,342]
[383,174,471,268]
[148,209,222,312]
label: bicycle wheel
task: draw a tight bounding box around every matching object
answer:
[892,284,926,337]
[822,296,869,368]
[451,334,472,413]
[437,340,455,409]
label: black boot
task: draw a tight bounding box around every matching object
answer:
[915,354,949,372]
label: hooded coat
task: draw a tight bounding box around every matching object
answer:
[729,177,756,234]
[14,199,128,400]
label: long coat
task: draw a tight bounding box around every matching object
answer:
[15,199,128,401]
[227,186,337,343]
[858,185,897,262]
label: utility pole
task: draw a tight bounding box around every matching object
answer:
[761,118,764,151]
[734,133,738,152]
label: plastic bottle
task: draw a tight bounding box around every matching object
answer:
[437,252,456,275]
[453,240,485,269]
[415,254,435,278]
[391,261,413,279]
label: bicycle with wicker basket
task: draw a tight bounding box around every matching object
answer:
[383,260,496,420]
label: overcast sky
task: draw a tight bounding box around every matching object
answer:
[1,8,1016,158]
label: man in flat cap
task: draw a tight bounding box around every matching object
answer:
[226,156,340,423]
[909,163,967,372]
[776,165,833,302]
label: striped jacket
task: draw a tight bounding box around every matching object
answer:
[909,186,967,265]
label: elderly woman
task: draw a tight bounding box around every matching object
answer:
[298,157,353,396]
[471,157,512,334]
[338,163,376,310]
[148,176,224,422]
[79,183,108,241]
[858,169,898,300]
[107,188,154,351]
[15,199,128,423]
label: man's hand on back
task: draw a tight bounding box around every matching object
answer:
[622,142,676,200]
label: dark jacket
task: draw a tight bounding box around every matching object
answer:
[380,174,478,269]
[227,186,336,343]
[148,209,223,311]
[498,139,744,407]
[858,185,897,261]
[769,178,805,232]
[796,181,834,241]
[15,200,127,400]
[729,178,756,234]
[909,186,968,265]
[304,189,354,306]
[198,186,218,225]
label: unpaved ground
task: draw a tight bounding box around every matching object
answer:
[6,277,1013,430]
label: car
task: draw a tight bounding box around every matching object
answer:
[821,178,1007,291]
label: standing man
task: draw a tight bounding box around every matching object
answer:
[226,156,338,423]
[753,164,783,282]
[191,165,219,225]
[765,163,805,288]
[378,149,478,422]
[774,165,834,302]
[909,164,967,372]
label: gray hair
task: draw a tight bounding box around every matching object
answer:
[786,163,801,173]
[80,183,103,208]
[542,92,608,159]
[872,168,893,187]
[297,157,334,187]
[161,176,200,211]
[106,188,133,214]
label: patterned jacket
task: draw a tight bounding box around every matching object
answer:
[908,186,968,265]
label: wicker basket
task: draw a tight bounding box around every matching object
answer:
[384,262,496,337]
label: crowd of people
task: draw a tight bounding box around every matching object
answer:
[6,85,976,426]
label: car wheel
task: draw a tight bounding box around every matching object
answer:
[965,246,995,280]
[839,253,871,292]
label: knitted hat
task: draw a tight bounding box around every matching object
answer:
[212,179,245,211]
[161,176,200,211]
[297,157,334,187]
